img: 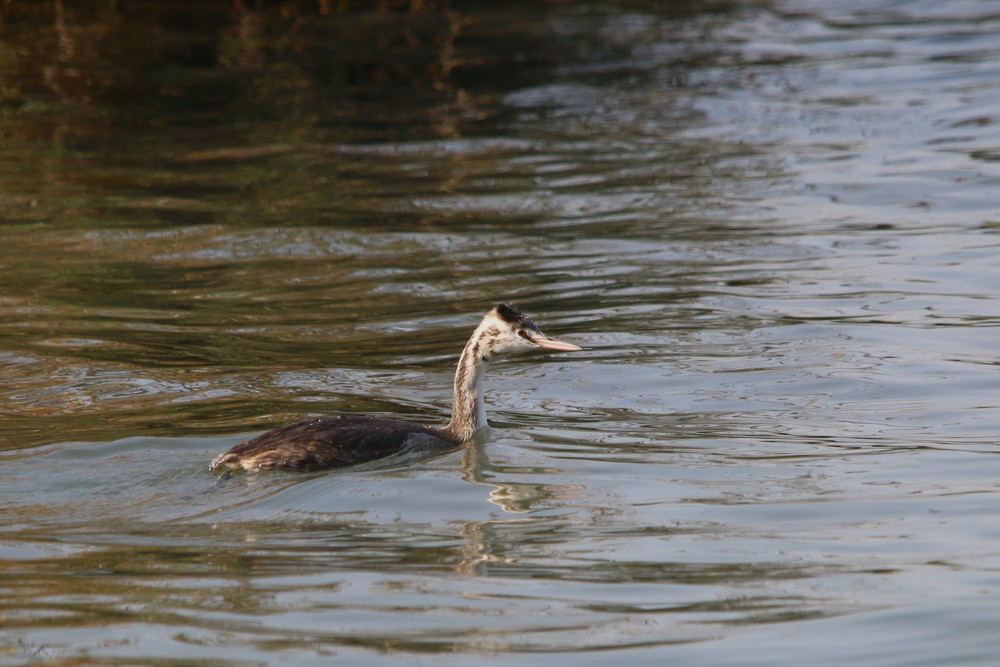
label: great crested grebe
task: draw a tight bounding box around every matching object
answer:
[209,304,581,473]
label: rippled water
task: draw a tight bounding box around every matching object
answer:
[3,0,1000,663]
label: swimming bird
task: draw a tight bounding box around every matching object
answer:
[209,304,581,473]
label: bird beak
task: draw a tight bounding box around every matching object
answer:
[529,335,582,352]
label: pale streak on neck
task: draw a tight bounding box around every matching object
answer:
[443,328,492,442]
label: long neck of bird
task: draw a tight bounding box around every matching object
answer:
[444,326,492,442]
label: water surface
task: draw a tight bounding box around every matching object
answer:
[2,0,1000,663]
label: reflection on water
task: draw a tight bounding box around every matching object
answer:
[3,0,1000,663]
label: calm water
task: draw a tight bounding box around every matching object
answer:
[3,0,1000,663]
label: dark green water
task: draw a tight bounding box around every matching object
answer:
[3,1,1000,663]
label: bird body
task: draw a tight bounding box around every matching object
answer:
[209,304,580,473]
[209,415,453,472]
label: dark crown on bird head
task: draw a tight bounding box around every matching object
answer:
[494,303,535,329]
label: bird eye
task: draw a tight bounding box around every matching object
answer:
[517,329,530,340]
